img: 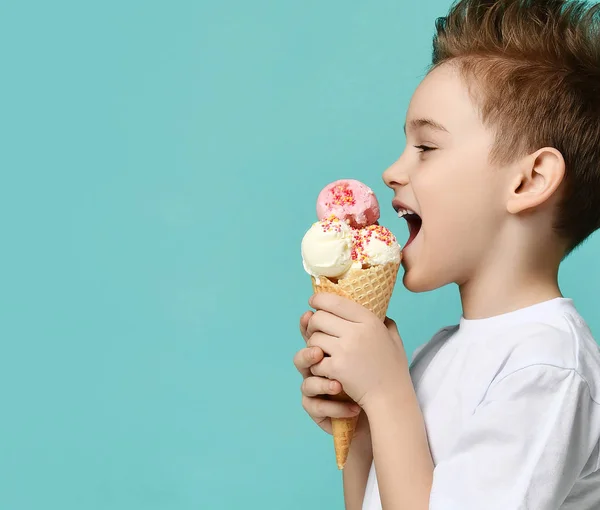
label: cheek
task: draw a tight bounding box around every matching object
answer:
[417,166,473,234]
[415,160,501,261]
[419,156,498,222]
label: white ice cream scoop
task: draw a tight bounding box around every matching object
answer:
[301,217,353,278]
[354,225,402,266]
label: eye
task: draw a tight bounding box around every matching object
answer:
[414,145,436,153]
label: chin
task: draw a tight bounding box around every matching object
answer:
[402,266,445,293]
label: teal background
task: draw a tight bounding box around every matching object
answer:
[1,1,598,509]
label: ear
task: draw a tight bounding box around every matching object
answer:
[506,147,565,215]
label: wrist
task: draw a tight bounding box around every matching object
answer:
[362,378,417,418]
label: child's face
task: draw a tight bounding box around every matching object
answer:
[383,63,509,292]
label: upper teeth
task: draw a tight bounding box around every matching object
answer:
[397,208,416,218]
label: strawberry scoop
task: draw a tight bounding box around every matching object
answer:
[316,179,380,228]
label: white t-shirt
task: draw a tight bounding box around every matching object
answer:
[362,297,600,510]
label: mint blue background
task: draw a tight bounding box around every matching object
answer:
[1,1,598,509]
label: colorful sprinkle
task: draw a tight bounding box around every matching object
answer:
[326,183,356,208]
[362,225,396,246]
[319,215,344,233]
[350,225,397,263]
[351,228,367,262]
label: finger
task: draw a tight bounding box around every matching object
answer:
[310,292,372,322]
[301,376,342,397]
[299,311,314,343]
[306,310,348,338]
[293,346,325,378]
[310,355,334,378]
[307,331,339,356]
[302,395,361,419]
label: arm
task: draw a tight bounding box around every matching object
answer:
[425,365,595,509]
[364,364,596,510]
[304,296,434,509]
[343,413,374,510]
[365,381,434,510]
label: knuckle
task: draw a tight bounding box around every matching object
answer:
[305,345,315,359]
[314,398,325,417]
[301,395,310,411]
[309,347,321,363]
[307,312,318,334]
[303,396,320,418]
[310,361,321,375]
[300,378,309,395]
[293,351,305,370]
[312,309,324,322]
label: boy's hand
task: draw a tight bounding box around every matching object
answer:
[294,311,363,435]
[306,293,411,411]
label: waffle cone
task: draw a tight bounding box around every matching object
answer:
[310,260,401,469]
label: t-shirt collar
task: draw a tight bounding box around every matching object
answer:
[458,297,573,333]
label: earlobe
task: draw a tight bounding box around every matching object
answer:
[506,148,565,214]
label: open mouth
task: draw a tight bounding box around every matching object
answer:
[395,207,422,249]
[405,213,422,248]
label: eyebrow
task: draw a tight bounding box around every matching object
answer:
[403,118,449,135]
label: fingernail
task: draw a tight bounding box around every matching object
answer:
[307,348,315,360]
[352,404,361,413]
[329,381,337,392]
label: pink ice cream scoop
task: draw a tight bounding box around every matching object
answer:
[316,179,380,228]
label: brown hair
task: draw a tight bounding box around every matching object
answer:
[430,0,600,254]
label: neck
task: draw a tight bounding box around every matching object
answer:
[458,239,563,320]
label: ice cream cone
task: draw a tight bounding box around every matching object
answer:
[310,260,401,469]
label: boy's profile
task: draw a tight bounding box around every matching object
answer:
[293,0,600,508]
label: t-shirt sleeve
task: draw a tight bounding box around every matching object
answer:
[429,364,598,510]
[410,327,457,365]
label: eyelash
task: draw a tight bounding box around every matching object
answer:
[414,145,436,153]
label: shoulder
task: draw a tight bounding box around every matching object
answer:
[498,322,578,371]
[410,325,458,364]
[492,318,600,403]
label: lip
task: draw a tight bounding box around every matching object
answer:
[392,198,420,215]
[392,198,422,250]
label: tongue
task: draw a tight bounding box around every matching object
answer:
[405,216,422,248]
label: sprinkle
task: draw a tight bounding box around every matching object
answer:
[351,228,367,262]
[328,183,356,207]
[320,215,344,233]
[362,225,396,246]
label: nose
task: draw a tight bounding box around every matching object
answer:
[382,156,409,190]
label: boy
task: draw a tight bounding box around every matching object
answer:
[293,0,600,508]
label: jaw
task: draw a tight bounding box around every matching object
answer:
[402,242,448,293]
[402,263,436,292]
[401,228,445,293]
